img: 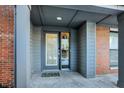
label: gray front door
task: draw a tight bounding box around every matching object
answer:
[44,32,59,70]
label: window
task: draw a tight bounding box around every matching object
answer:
[110,32,118,49]
[109,31,118,68]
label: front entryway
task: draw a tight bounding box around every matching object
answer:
[44,32,70,70]
[29,72,118,88]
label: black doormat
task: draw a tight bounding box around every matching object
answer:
[41,72,60,77]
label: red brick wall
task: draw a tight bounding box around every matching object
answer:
[0,6,14,87]
[96,26,110,75]
[96,26,118,75]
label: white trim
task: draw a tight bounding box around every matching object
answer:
[110,67,118,70]
[110,28,118,32]
[45,33,58,66]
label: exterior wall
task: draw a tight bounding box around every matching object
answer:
[96,26,110,75]
[0,6,15,88]
[30,23,33,74]
[16,5,31,88]
[70,29,77,71]
[87,22,96,77]
[78,21,96,78]
[117,12,124,87]
[30,26,42,73]
[77,23,87,76]
[96,25,118,75]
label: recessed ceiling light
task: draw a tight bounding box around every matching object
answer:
[57,17,62,21]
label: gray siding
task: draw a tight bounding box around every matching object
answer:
[70,29,78,71]
[77,21,96,78]
[30,26,42,73]
[87,22,96,78]
[43,26,70,32]
[77,23,87,76]
[41,27,44,71]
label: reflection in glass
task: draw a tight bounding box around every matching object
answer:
[61,32,69,68]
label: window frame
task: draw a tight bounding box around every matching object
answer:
[109,29,118,68]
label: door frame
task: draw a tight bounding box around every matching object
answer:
[43,31,60,70]
[42,31,71,70]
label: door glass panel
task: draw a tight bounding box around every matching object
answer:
[46,33,58,66]
[61,32,70,69]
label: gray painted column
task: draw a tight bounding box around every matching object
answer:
[78,21,96,78]
[70,29,77,71]
[16,6,31,88]
[117,13,124,88]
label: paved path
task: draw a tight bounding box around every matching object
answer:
[29,71,118,88]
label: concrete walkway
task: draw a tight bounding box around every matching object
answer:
[29,71,118,88]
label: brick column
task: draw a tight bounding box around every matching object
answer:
[0,6,15,88]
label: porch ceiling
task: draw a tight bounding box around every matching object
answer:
[31,5,124,28]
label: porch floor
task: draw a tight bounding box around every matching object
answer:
[29,71,118,88]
